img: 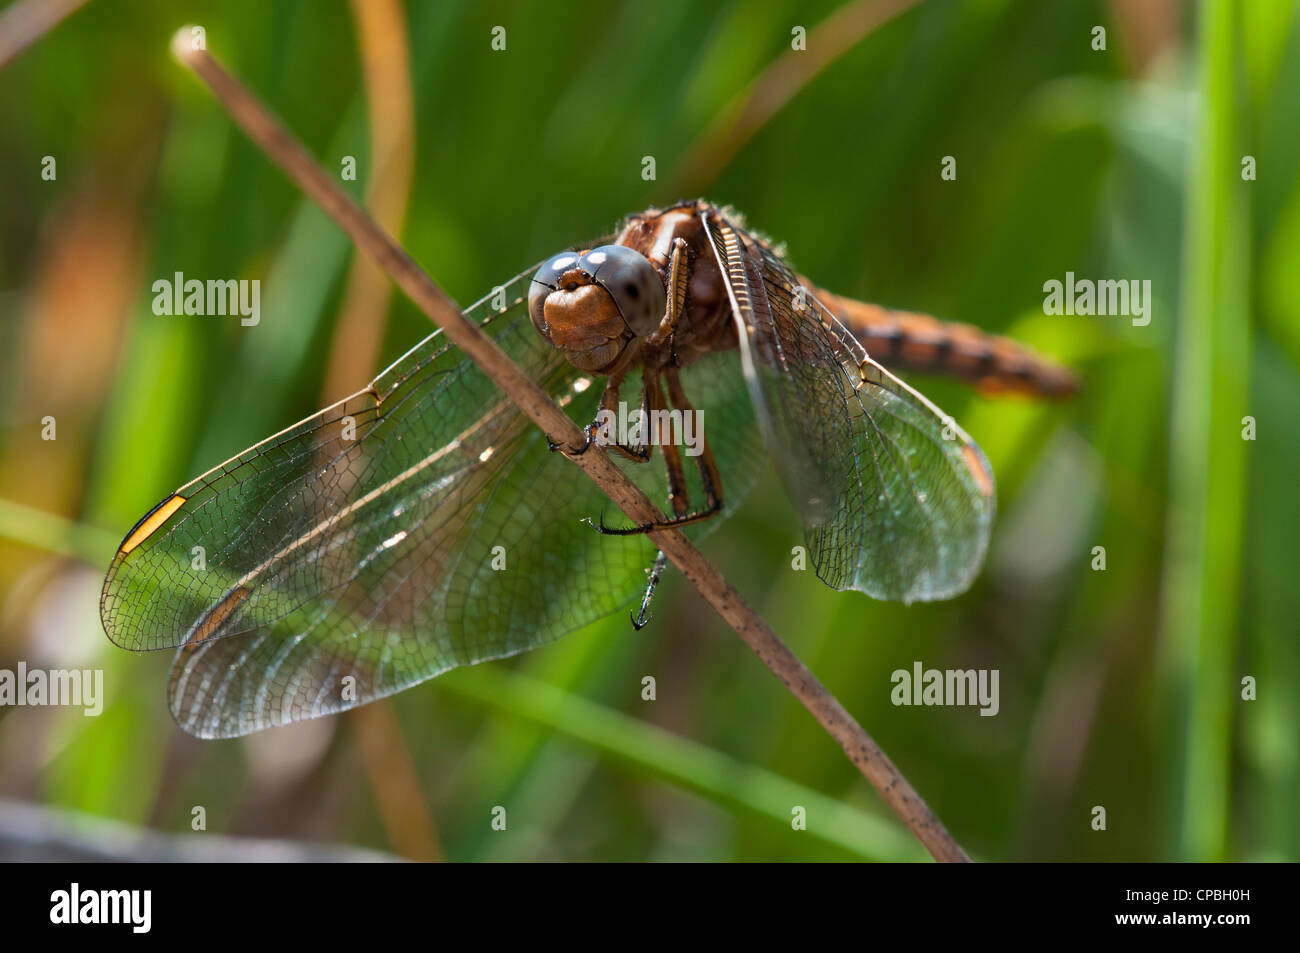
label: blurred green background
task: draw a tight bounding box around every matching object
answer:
[0,0,1295,862]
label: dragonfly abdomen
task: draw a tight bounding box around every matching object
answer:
[815,290,1078,399]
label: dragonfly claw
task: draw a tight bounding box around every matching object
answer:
[582,510,627,534]
[582,510,657,535]
[547,426,597,457]
[630,551,667,629]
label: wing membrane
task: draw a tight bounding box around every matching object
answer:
[703,211,995,604]
[102,264,761,736]
[101,268,555,652]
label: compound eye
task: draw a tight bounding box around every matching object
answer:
[528,252,581,340]
[582,245,665,338]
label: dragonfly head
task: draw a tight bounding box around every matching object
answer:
[529,245,665,372]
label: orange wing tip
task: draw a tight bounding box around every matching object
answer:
[961,444,995,499]
[118,494,187,555]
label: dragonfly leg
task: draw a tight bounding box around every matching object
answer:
[547,373,653,463]
[666,366,724,513]
[644,237,688,363]
[648,373,689,516]
[630,550,668,629]
[585,370,724,536]
[602,377,654,463]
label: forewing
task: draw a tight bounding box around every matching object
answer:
[102,268,554,653]
[702,211,995,604]
[102,263,762,736]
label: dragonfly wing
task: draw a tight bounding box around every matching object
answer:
[102,268,555,653]
[702,210,995,604]
[164,409,645,737]
[169,348,764,738]
[102,263,762,737]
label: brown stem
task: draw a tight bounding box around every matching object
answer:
[0,0,90,72]
[667,0,924,197]
[169,28,971,863]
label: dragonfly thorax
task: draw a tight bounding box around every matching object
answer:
[528,245,665,373]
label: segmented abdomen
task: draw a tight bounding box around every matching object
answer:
[815,289,1078,399]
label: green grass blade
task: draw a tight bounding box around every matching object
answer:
[1157,0,1253,862]
[440,665,925,861]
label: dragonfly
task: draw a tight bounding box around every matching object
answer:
[100,200,1075,738]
